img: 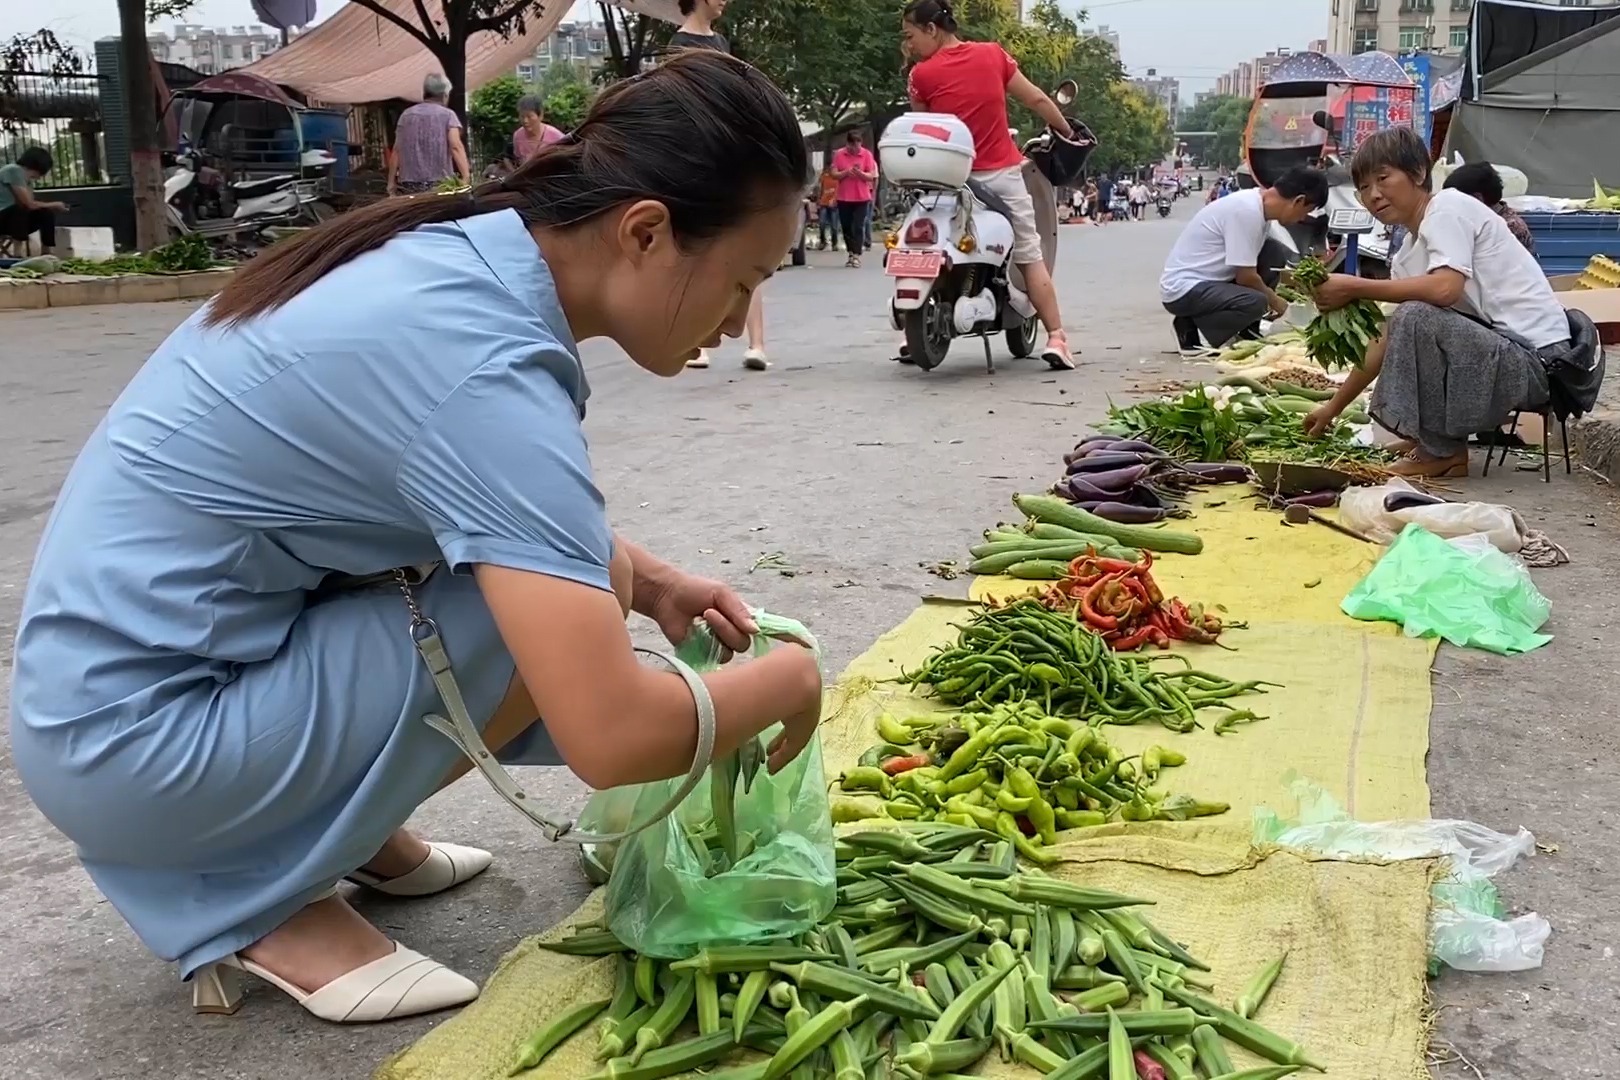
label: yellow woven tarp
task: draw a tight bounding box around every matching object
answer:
[376,488,1441,1080]
[376,846,1436,1080]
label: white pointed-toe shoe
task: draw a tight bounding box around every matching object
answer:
[346,842,493,897]
[192,943,479,1022]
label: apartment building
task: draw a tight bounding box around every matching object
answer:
[146,23,289,75]
[1131,70,1181,120]
[515,21,609,81]
[1082,24,1121,58]
[1328,0,1608,55]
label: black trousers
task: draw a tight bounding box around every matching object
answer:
[837,200,870,255]
[0,204,56,248]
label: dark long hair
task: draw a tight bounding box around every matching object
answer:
[205,51,808,328]
[902,0,959,33]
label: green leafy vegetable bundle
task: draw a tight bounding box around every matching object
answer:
[1291,255,1385,371]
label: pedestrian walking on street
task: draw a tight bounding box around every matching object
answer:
[8,51,821,1027]
[902,0,1079,369]
[667,0,770,371]
[816,164,840,250]
[0,146,68,257]
[387,74,470,195]
[831,130,878,267]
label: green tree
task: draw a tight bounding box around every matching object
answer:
[468,74,523,162]
[1179,93,1251,168]
[544,81,592,131]
[726,0,907,145]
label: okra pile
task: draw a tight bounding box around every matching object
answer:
[533,823,1324,1080]
[833,701,1229,854]
[901,600,1272,733]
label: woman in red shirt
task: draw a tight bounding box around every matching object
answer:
[902,0,1078,369]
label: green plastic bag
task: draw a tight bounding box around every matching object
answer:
[1341,524,1552,654]
[575,611,837,959]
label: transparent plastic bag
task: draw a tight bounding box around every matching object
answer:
[1339,479,1527,551]
[575,611,837,959]
[1341,523,1552,654]
[1255,775,1550,972]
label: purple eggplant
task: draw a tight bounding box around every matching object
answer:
[1064,436,1120,464]
[1066,451,1163,474]
[1284,490,1340,508]
[1074,501,1173,524]
[1384,490,1444,512]
[1181,462,1252,484]
[1096,439,1168,456]
[1068,463,1153,493]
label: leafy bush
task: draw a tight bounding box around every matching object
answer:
[468,75,524,162]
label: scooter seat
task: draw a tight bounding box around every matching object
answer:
[966,178,1017,223]
[231,175,294,200]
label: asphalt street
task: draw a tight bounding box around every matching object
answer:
[1,197,1617,1079]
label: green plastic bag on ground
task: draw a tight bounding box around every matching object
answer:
[1341,524,1552,654]
[575,611,837,959]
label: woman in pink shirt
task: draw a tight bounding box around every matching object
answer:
[511,96,565,164]
[831,131,878,268]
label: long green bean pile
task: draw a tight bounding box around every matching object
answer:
[901,600,1273,734]
[533,823,1323,1079]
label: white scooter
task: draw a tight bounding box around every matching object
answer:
[164,146,336,240]
[880,80,1093,373]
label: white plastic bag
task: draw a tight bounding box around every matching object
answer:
[1339,478,1528,552]
[1254,776,1551,972]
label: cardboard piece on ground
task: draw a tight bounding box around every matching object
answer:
[1550,273,1620,326]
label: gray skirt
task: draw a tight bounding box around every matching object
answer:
[1370,301,1553,458]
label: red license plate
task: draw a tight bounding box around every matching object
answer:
[886,250,944,279]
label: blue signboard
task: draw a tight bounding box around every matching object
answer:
[1399,54,1433,145]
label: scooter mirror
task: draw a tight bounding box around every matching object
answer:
[1053,79,1078,107]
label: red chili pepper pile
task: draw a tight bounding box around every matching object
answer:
[1040,551,1225,650]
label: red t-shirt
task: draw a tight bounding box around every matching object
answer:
[907,41,1022,172]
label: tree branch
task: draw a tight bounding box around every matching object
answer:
[345,0,444,51]
[469,0,543,34]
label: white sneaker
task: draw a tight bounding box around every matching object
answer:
[687,350,712,369]
[743,348,769,371]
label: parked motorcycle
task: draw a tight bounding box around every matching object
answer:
[879,81,1095,373]
[163,147,336,241]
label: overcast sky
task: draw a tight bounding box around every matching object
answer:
[3,0,1331,92]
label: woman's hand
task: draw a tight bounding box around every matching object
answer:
[1311,274,1362,312]
[1303,403,1338,439]
[761,646,824,773]
[644,571,759,655]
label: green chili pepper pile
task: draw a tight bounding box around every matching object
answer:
[1291,255,1386,372]
[832,701,1229,847]
[900,599,1275,734]
[534,822,1325,1080]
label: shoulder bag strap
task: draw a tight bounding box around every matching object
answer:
[397,571,715,846]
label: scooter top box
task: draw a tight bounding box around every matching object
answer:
[879,112,976,191]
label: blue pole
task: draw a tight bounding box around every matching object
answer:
[1345,233,1360,277]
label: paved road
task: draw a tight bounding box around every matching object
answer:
[2,201,1617,1079]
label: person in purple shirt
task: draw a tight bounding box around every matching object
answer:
[388,74,471,195]
[512,96,565,165]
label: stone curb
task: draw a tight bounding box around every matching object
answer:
[0,268,235,311]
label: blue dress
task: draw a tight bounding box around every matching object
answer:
[8,210,613,978]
